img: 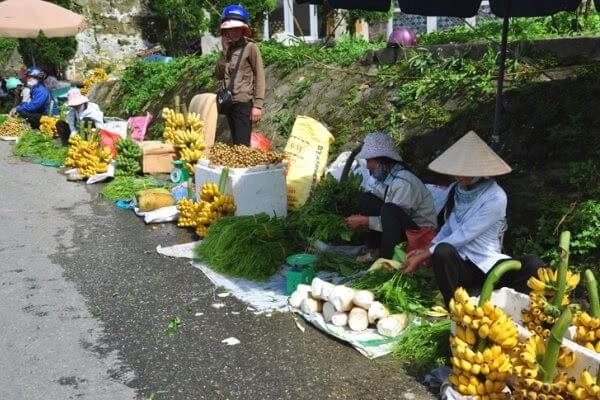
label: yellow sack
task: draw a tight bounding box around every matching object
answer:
[284,116,334,211]
[136,188,174,212]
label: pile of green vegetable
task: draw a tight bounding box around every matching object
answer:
[289,174,363,244]
[393,319,451,373]
[194,214,300,281]
[115,138,142,176]
[101,176,163,201]
[13,131,68,164]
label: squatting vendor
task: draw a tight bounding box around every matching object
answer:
[9,67,58,129]
[345,132,438,260]
[403,131,541,306]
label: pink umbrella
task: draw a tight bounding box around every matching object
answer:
[0,0,86,38]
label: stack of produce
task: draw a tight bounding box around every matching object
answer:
[209,143,285,168]
[447,261,522,398]
[176,170,235,237]
[81,68,108,95]
[193,214,298,281]
[161,108,205,172]
[115,137,142,176]
[572,269,600,353]
[522,232,580,339]
[289,277,409,337]
[39,116,58,138]
[567,369,600,399]
[0,117,28,137]
[65,134,112,177]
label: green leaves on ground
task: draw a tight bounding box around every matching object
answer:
[13,131,68,164]
[101,176,164,202]
[165,316,182,336]
[393,319,451,373]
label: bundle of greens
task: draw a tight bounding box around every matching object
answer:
[115,138,142,176]
[393,319,451,373]
[314,252,366,277]
[194,214,300,281]
[352,269,440,314]
[101,176,163,201]
[13,131,68,164]
[289,173,364,244]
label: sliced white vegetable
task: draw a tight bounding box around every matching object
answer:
[368,301,389,324]
[331,312,348,327]
[322,301,336,323]
[329,285,356,312]
[300,298,322,314]
[311,277,325,300]
[348,307,369,332]
[289,288,310,308]
[353,290,375,309]
[377,314,408,337]
[296,284,312,294]
[319,281,335,302]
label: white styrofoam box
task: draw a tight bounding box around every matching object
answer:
[195,160,287,217]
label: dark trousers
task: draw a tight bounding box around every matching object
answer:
[431,242,543,306]
[225,101,252,146]
[19,111,43,130]
[56,119,97,146]
[359,192,418,259]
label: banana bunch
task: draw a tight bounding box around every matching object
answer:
[176,183,236,237]
[450,287,519,349]
[573,312,600,353]
[162,108,206,171]
[200,183,219,202]
[522,267,579,339]
[0,117,28,137]
[39,116,58,138]
[65,135,112,177]
[210,193,236,215]
[115,138,142,177]
[176,198,204,228]
[567,370,600,399]
[81,68,108,95]
[179,144,205,173]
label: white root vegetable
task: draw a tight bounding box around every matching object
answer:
[329,285,356,312]
[348,307,369,332]
[296,284,312,294]
[311,277,325,299]
[331,312,348,327]
[289,288,310,308]
[353,290,375,309]
[377,314,409,337]
[319,281,335,301]
[368,301,389,324]
[300,298,322,314]
[322,301,336,323]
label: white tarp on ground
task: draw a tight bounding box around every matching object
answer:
[0,136,18,141]
[134,205,178,224]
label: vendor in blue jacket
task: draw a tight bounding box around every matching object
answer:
[403,131,541,306]
[9,67,58,129]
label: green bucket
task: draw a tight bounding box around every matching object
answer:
[285,253,317,295]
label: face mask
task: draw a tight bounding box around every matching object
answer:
[26,79,37,87]
[372,163,388,182]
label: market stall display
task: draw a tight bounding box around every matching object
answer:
[0,116,29,138]
[65,133,112,178]
[13,131,68,164]
[101,176,164,202]
[208,143,285,168]
[39,116,59,138]
[115,137,142,176]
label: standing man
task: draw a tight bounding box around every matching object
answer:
[215,4,266,146]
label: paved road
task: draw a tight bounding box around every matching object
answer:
[0,142,435,400]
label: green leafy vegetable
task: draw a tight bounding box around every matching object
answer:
[101,176,164,201]
[314,252,366,277]
[393,319,451,373]
[13,131,68,164]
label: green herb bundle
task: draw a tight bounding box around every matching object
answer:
[101,176,163,201]
[353,269,440,314]
[13,131,68,164]
[393,319,451,373]
[314,252,366,277]
[194,214,299,281]
[289,174,363,243]
[115,138,142,176]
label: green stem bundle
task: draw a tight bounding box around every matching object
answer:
[585,269,600,318]
[551,231,571,309]
[541,308,572,383]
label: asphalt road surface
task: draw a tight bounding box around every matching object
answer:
[0,142,436,400]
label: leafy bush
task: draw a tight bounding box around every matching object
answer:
[0,38,17,65]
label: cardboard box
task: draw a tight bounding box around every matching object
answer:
[140,141,176,174]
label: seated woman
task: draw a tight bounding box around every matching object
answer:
[56,88,104,146]
[403,131,541,306]
[9,67,57,129]
[345,132,438,260]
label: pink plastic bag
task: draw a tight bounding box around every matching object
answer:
[127,113,153,142]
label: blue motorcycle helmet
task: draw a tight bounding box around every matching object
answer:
[221,4,249,23]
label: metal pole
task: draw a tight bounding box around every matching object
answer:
[492,0,511,147]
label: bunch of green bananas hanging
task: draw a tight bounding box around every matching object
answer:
[567,370,600,399]
[522,267,580,339]
[115,138,142,177]
[448,287,520,399]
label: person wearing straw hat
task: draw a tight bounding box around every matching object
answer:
[214,4,265,146]
[55,88,104,146]
[403,131,541,306]
[345,132,438,261]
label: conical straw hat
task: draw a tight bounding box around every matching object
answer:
[428,131,512,177]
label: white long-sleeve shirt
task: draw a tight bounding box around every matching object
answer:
[67,102,104,133]
[429,180,510,273]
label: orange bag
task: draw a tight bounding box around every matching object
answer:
[406,227,437,253]
[99,129,122,158]
[251,131,271,151]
